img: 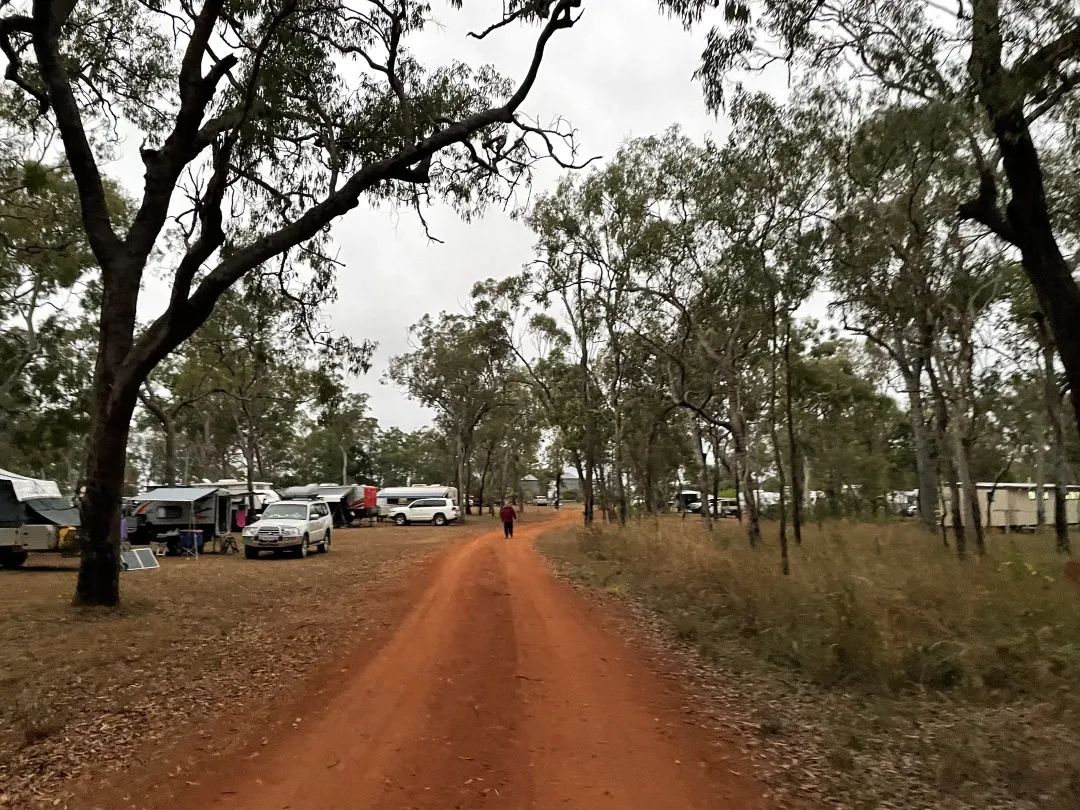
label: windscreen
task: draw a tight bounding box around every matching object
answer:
[261,504,308,520]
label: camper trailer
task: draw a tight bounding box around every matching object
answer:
[942,482,1080,530]
[315,486,360,529]
[0,470,80,568]
[312,484,379,527]
[130,486,232,551]
[376,486,459,518]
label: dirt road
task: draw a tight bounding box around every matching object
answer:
[154,514,771,810]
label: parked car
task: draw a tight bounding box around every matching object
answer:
[534,495,549,506]
[388,497,459,526]
[242,499,333,559]
[687,497,739,517]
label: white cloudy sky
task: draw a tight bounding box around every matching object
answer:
[120,1,787,432]
[331,0,744,431]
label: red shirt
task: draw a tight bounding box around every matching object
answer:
[499,505,517,523]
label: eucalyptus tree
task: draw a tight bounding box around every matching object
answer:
[138,355,223,485]
[826,101,976,532]
[389,311,516,520]
[998,265,1074,552]
[0,0,584,604]
[0,149,125,406]
[663,0,1080,442]
[471,275,595,521]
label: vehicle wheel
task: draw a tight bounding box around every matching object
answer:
[319,531,330,553]
[394,514,407,527]
[433,514,447,527]
[244,546,259,559]
[0,550,28,569]
[297,535,309,558]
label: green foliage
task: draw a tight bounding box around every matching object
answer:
[0,142,132,485]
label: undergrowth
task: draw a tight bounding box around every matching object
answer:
[549,518,1080,697]
[540,518,1080,807]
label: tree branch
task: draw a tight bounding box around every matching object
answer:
[958,169,1017,244]
[30,0,122,266]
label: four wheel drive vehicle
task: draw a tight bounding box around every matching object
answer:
[242,499,333,559]
[533,496,549,506]
[687,497,739,517]
[388,498,459,526]
[376,486,459,518]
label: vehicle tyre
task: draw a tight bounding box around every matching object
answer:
[320,531,330,553]
[297,535,309,558]
[394,514,407,527]
[0,550,28,569]
[433,513,447,527]
[244,546,259,560]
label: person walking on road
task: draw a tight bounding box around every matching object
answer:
[500,502,517,539]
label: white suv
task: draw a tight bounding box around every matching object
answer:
[243,499,333,559]
[388,498,459,526]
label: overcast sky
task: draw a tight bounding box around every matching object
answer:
[333,0,746,431]
[120,2,776,432]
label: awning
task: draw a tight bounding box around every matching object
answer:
[24,498,80,527]
[140,487,223,502]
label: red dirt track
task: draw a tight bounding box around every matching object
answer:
[153,514,771,809]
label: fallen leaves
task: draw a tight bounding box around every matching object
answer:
[0,527,454,809]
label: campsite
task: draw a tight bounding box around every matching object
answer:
[0,519,469,807]
[4,1,1080,808]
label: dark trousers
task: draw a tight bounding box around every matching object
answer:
[503,521,514,538]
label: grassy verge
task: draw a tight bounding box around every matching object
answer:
[538,517,1080,809]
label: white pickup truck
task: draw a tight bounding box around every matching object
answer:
[0,470,80,569]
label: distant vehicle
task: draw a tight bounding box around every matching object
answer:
[388,498,459,527]
[674,490,701,511]
[242,499,333,559]
[376,486,459,518]
[687,497,739,517]
[534,495,549,506]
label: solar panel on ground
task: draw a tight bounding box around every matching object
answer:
[121,547,160,571]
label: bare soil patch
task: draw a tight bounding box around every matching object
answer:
[134,508,771,810]
[0,519,486,809]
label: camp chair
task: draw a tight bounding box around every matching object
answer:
[177,529,201,559]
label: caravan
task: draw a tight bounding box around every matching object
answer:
[0,469,80,568]
[130,486,232,552]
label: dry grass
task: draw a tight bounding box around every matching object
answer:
[0,520,484,808]
[539,516,1080,808]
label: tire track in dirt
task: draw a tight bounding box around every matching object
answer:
[136,513,773,809]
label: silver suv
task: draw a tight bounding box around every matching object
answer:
[388,497,459,526]
[243,499,333,558]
